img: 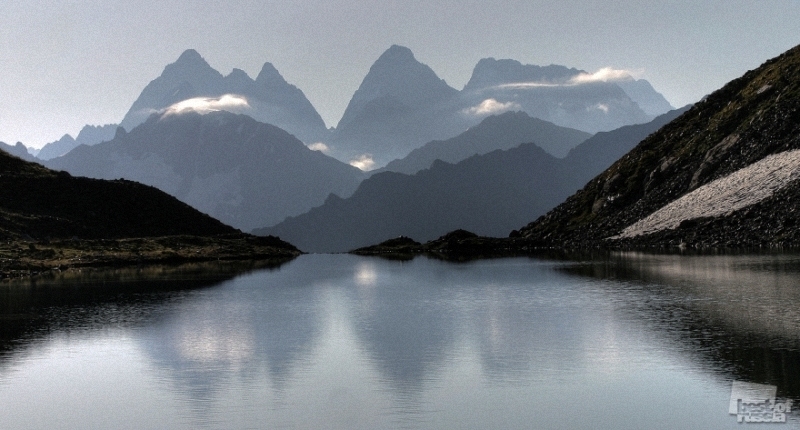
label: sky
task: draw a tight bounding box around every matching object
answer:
[1,0,799,149]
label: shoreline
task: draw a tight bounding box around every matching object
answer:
[0,234,301,281]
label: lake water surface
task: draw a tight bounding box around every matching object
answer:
[1,253,799,429]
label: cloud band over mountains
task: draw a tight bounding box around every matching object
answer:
[494,67,640,90]
[161,94,252,117]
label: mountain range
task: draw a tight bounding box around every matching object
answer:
[255,107,687,253]
[32,47,670,169]
[35,124,118,160]
[327,45,672,167]
[46,111,365,232]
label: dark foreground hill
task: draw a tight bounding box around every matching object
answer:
[0,150,299,275]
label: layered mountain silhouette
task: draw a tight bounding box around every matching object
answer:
[255,108,686,252]
[519,44,800,248]
[120,49,329,144]
[0,147,236,240]
[256,143,577,253]
[376,111,592,175]
[47,111,365,232]
[35,124,118,160]
[328,46,671,168]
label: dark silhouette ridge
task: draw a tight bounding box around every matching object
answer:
[376,111,592,175]
[255,107,685,253]
[0,148,234,239]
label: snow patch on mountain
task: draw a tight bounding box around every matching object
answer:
[614,149,800,239]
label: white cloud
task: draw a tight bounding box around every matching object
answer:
[491,67,642,91]
[349,154,376,171]
[497,82,560,89]
[462,98,521,116]
[307,142,330,153]
[162,94,251,117]
[568,67,638,85]
[594,103,610,113]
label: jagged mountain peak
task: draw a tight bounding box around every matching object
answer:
[120,49,329,143]
[365,45,449,85]
[163,49,220,79]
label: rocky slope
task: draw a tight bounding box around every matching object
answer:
[518,44,800,248]
[1,148,235,240]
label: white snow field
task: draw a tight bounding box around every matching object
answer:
[613,149,800,239]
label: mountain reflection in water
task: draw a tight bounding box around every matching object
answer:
[0,253,799,429]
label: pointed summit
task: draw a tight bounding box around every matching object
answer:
[255,62,285,84]
[175,49,205,65]
[328,45,464,166]
[120,49,223,130]
[162,49,220,80]
[337,45,457,129]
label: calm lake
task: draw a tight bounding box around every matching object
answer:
[1,252,799,429]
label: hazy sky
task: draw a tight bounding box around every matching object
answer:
[2,0,799,148]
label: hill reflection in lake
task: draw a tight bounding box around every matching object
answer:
[561,251,800,399]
